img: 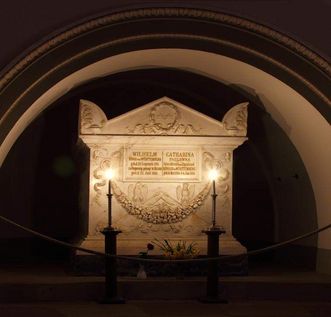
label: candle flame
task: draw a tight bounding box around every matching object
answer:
[104,169,114,180]
[208,169,218,181]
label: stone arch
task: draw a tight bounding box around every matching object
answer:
[0,8,330,271]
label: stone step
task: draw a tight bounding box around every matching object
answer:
[1,277,331,302]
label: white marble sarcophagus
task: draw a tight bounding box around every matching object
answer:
[78,97,248,255]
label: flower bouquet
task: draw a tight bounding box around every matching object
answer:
[152,239,199,259]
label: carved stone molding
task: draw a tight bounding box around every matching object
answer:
[80,98,248,136]
[1,7,330,94]
[80,99,107,133]
[128,101,199,135]
[223,103,248,136]
[91,147,121,205]
[112,181,211,224]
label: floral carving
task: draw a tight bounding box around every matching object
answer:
[128,101,199,135]
[81,106,95,129]
[92,148,121,205]
[112,181,210,224]
[203,152,222,171]
[80,100,107,133]
[203,151,230,190]
[223,102,248,136]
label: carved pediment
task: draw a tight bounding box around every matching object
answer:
[79,97,248,136]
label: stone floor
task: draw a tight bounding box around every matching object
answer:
[0,261,330,316]
[0,300,331,317]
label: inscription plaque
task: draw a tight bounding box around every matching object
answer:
[124,146,200,182]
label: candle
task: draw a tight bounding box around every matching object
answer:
[108,179,112,227]
[104,169,114,228]
[208,169,218,229]
[108,179,112,195]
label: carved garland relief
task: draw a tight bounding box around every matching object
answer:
[83,98,246,237]
[112,181,210,224]
[128,102,200,135]
[91,147,231,234]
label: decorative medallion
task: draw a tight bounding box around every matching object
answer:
[128,101,199,135]
[150,102,179,130]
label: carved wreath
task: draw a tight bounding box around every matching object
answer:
[111,181,211,224]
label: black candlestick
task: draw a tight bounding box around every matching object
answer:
[211,179,217,228]
[100,177,125,304]
[200,227,227,303]
[107,179,112,228]
[100,227,125,304]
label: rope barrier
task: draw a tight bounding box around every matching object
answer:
[0,215,105,257]
[0,214,330,263]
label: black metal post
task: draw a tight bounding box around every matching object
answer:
[200,228,227,303]
[100,227,125,304]
[99,178,125,304]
